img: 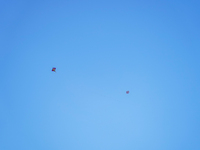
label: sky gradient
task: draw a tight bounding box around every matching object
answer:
[1,0,200,150]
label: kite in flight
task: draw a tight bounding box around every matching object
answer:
[52,67,56,72]
[126,91,129,94]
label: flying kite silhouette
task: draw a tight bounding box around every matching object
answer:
[52,67,56,72]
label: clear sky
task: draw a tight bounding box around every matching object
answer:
[1,0,200,149]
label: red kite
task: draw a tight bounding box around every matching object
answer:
[126,91,129,94]
[52,67,56,72]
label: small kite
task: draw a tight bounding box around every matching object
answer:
[52,67,56,72]
[126,91,129,94]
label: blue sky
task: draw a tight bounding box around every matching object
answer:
[1,0,200,149]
